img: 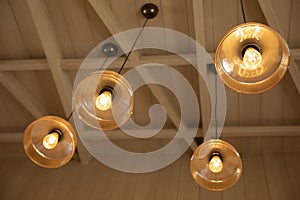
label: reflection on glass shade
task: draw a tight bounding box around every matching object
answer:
[95,91,112,111]
[215,22,289,94]
[43,131,60,150]
[23,116,77,168]
[73,70,134,130]
[208,155,223,173]
[190,139,242,191]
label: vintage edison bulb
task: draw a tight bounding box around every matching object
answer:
[208,155,223,173]
[43,132,59,150]
[95,91,112,111]
[243,47,262,70]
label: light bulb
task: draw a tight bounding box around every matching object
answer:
[208,155,223,173]
[43,132,59,150]
[243,47,262,70]
[95,91,112,111]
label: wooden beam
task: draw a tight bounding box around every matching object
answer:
[2,50,299,72]
[0,72,47,118]
[192,0,211,141]
[289,59,300,94]
[2,126,300,143]
[291,49,300,61]
[26,0,91,164]
[88,0,140,62]
[26,0,71,114]
[257,0,300,94]
[257,0,283,34]
[0,59,49,71]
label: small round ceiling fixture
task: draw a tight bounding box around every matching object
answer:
[73,70,134,130]
[23,116,77,168]
[102,43,118,57]
[141,3,159,19]
[215,22,289,94]
[190,139,242,191]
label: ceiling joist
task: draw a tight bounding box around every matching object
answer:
[26,0,91,164]
[2,125,300,143]
[0,72,47,118]
[258,0,300,94]
[192,0,211,140]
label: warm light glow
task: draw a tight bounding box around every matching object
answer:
[95,91,112,111]
[43,132,59,150]
[243,47,262,70]
[208,155,223,173]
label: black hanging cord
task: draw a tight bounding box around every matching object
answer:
[66,109,74,122]
[240,0,246,23]
[98,56,109,71]
[214,73,218,139]
[118,18,148,74]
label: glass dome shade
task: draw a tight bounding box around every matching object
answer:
[190,139,242,191]
[73,70,134,130]
[23,116,77,168]
[215,22,289,94]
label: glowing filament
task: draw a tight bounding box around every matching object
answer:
[43,132,59,150]
[243,47,262,70]
[95,91,112,111]
[208,155,223,173]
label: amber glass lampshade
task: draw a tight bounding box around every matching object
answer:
[215,22,289,94]
[73,70,134,130]
[190,139,242,191]
[23,116,77,168]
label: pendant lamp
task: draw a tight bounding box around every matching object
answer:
[23,116,77,168]
[215,22,289,94]
[73,70,134,130]
[73,3,158,130]
[215,3,289,95]
[190,139,242,191]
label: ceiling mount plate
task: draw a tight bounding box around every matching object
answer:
[141,3,158,19]
[102,43,118,57]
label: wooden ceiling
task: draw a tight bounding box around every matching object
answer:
[0,0,299,160]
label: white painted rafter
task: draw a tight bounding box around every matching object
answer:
[26,0,91,163]
[0,72,47,118]
[258,0,300,94]
[2,125,300,143]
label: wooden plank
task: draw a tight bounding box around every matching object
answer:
[177,154,199,200]
[288,0,300,47]
[27,0,91,163]
[223,175,246,200]
[0,72,47,118]
[261,80,284,125]
[224,86,239,126]
[161,0,191,53]
[45,0,76,58]
[26,0,72,114]
[199,188,222,200]
[288,59,300,94]
[282,73,300,125]
[243,154,271,200]
[0,158,38,199]
[59,0,95,57]
[88,0,140,62]
[263,153,294,200]
[154,158,181,200]
[239,94,261,126]
[284,152,300,199]
[9,0,44,57]
[0,0,28,59]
